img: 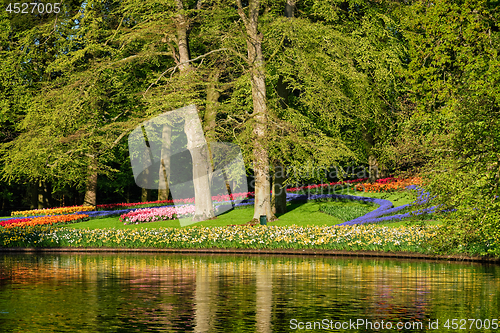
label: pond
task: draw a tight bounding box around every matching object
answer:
[0,253,499,332]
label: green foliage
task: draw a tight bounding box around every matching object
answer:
[393,0,500,255]
[318,200,376,221]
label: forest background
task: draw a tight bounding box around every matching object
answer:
[0,0,499,252]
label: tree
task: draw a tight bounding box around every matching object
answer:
[1,0,143,206]
[264,1,393,185]
[0,0,78,208]
[235,0,276,222]
[118,0,221,220]
[393,0,500,254]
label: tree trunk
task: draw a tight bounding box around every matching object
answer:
[175,0,192,72]
[158,124,171,201]
[368,154,379,183]
[272,163,287,214]
[284,0,296,18]
[271,0,295,215]
[83,156,98,207]
[37,180,44,209]
[141,188,150,203]
[185,105,214,221]
[204,70,220,145]
[237,0,276,222]
[45,181,54,208]
[29,181,38,209]
[35,181,52,208]
[364,131,380,182]
[205,70,220,187]
[175,2,213,221]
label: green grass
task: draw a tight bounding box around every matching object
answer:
[318,200,377,222]
[68,200,374,229]
[322,187,416,207]
[11,189,424,230]
[65,189,422,230]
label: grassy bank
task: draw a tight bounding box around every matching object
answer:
[67,189,418,230]
[1,189,458,255]
[68,200,380,229]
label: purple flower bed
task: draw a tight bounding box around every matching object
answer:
[337,186,437,225]
[78,208,138,219]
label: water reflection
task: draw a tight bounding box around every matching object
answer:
[0,253,499,332]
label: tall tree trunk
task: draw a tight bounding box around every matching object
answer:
[140,125,152,202]
[158,124,171,201]
[364,131,382,182]
[185,105,214,221]
[272,0,296,215]
[176,1,214,220]
[45,181,54,208]
[36,181,52,208]
[284,0,296,17]
[29,180,38,209]
[157,0,192,202]
[37,180,44,209]
[368,155,379,183]
[272,163,287,214]
[205,70,220,186]
[141,187,150,203]
[83,155,98,207]
[204,70,220,145]
[237,0,276,222]
[175,0,191,73]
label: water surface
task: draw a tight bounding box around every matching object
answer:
[0,253,499,332]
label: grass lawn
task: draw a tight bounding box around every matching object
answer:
[67,189,428,230]
[324,188,416,207]
[69,199,380,230]
[10,188,441,230]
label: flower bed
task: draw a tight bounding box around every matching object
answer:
[286,178,368,193]
[1,214,89,229]
[5,178,371,218]
[11,206,95,217]
[0,224,440,253]
[120,205,197,224]
[338,185,436,225]
[355,177,423,193]
[0,218,31,227]
[3,178,429,227]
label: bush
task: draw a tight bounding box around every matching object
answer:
[318,201,375,222]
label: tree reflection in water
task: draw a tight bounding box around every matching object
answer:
[0,253,499,332]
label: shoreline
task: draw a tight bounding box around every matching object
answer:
[1,247,499,263]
